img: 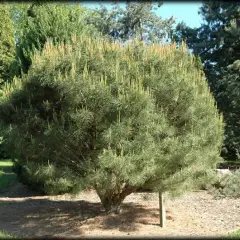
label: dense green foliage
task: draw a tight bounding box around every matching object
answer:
[11,2,98,75]
[88,2,175,42]
[216,60,240,159]
[12,161,84,195]
[174,1,240,89]
[0,35,224,212]
[2,2,101,189]
[0,4,16,159]
[174,1,240,160]
[0,4,15,85]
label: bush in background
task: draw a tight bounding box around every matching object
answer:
[208,169,240,198]
[0,136,9,159]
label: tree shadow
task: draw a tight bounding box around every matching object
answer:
[0,182,179,238]
[102,203,162,232]
[0,198,105,237]
[0,195,169,238]
[0,182,44,198]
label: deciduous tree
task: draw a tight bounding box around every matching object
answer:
[88,2,175,42]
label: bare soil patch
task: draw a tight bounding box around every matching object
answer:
[0,183,239,238]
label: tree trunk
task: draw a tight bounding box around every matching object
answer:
[97,187,136,214]
[102,196,123,214]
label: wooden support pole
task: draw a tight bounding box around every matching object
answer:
[159,191,166,227]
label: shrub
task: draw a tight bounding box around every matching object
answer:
[209,169,240,198]
[0,36,224,213]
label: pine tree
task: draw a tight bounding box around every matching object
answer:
[0,36,224,213]
[216,60,240,159]
[5,2,101,190]
[174,1,240,91]
[11,2,98,74]
[174,1,240,160]
[0,4,15,85]
[0,3,16,159]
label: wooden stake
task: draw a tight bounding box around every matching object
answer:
[159,191,166,227]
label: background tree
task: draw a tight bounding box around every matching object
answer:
[11,2,99,75]
[0,36,224,213]
[0,4,16,159]
[175,1,240,92]
[0,4,16,85]
[87,2,175,42]
[216,60,240,159]
[174,1,240,160]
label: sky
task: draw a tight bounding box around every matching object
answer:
[82,2,203,28]
[157,2,203,28]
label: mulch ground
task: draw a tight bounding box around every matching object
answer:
[0,183,239,238]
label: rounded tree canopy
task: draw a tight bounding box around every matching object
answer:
[0,35,224,199]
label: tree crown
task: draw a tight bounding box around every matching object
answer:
[0,36,224,196]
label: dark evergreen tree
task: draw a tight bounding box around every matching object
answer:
[174,1,240,160]
[0,4,16,159]
[0,4,15,85]
[217,60,240,159]
[11,2,98,74]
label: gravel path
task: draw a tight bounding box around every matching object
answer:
[0,184,239,238]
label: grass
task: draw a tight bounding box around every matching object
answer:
[0,160,14,172]
[230,229,240,238]
[0,161,18,239]
[0,159,17,190]
[220,160,240,164]
[0,230,16,239]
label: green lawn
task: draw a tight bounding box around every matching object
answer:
[222,160,240,164]
[0,162,18,239]
[0,160,17,190]
[0,230,16,239]
[230,229,240,238]
[0,160,14,172]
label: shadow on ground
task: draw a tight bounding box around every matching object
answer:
[0,198,105,237]
[0,182,44,198]
[0,194,162,238]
